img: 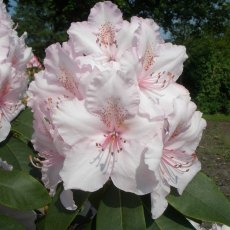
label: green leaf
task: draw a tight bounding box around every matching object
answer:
[142,195,194,230]
[0,108,35,173]
[0,135,33,172]
[0,214,25,230]
[154,207,195,230]
[11,108,33,142]
[0,169,51,210]
[167,172,230,226]
[44,185,89,230]
[96,183,146,230]
[80,218,96,230]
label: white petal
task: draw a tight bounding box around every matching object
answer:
[53,99,104,146]
[150,178,170,219]
[111,143,158,195]
[153,43,188,81]
[60,190,77,211]
[0,115,10,142]
[41,156,64,196]
[166,96,196,140]
[68,21,102,55]
[138,90,164,121]
[187,219,203,230]
[158,83,190,116]
[131,16,161,59]
[88,1,123,26]
[116,20,139,59]
[177,159,201,195]
[122,113,163,147]
[86,70,139,119]
[167,111,207,154]
[60,142,113,192]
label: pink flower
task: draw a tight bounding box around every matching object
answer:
[53,71,163,195]
[31,106,66,196]
[27,55,42,69]
[149,94,206,218]
[120,17,188,120]
[0,0,31,142]
[0,63,28,141]
[68,1,138,66]
[31,112,77,210]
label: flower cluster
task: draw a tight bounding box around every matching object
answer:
[0,0,32,142]
[28,1,206,218]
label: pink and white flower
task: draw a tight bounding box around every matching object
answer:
[0,63,28,141]
[0,0,31,142]
[68,1,138,69]
[149,94,206,218]
[30,106,77,210]
[53,71,163,195]
[120,17,188,121]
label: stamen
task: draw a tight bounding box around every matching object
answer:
[138,71,174,90]
[160,150,197,184]
[29,155,42,168]
[96,131,125,155]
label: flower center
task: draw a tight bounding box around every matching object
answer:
[96,22,117,48]
[96,131,126,155]
[99,98,128,130]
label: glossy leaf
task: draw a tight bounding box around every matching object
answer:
[11,108,33,142]
[0,169,51,210]
[167,172,230,226]
[0,214,24,230]
[0,108,34,173]
[0,135,33,172]
[96,183,146,230]
[155,207,195,230]
[44,186,89,230]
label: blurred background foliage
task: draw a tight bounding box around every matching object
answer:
[4,0,230,114]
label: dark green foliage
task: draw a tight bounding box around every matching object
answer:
[181,31,230,114]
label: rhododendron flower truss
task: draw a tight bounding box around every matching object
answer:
[23,1,224,227]
[53,72,163,195]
